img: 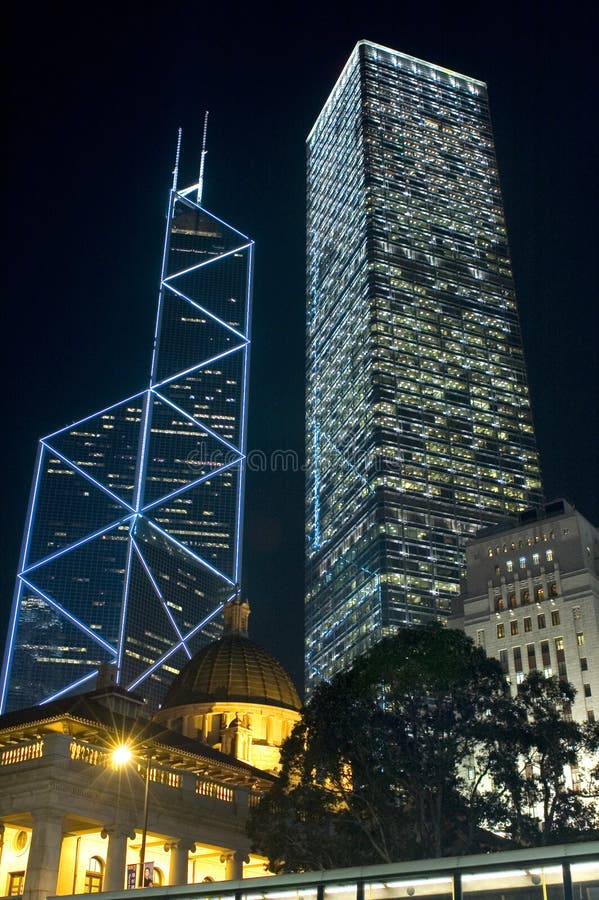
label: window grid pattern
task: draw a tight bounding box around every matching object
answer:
[2,187,253,712]
[305,42,543,692]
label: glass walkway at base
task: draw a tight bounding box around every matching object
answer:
[52,840,598,900]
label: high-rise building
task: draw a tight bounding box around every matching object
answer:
[1,149,253,712]
[305,41,543,692]
[451,499,599,726]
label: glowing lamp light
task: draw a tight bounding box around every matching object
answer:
[112,744,133,766]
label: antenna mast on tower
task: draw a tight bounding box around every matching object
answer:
[197,111,209,204]
[172,127,183,191]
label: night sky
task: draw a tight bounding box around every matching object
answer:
[3,4,598,696]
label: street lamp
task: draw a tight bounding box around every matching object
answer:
[110,744,132,826]
[112,743,153,888]
[112,745,132,767]
[138,753,151,888]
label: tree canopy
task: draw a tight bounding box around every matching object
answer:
[247,626,598,872]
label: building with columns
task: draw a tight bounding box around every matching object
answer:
[451,499,599,725]
[0,600,301,899]
[0,685,272,899]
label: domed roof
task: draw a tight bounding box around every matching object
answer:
[162,600,301,713]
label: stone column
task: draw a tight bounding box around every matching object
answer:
[22,811,64,900]
[220,849,249,881]
[102,825,134,892]
[166,839,195,885]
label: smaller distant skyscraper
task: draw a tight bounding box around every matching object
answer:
[452,499,599,725]
[305,41,543,693]
[1,135,254,712]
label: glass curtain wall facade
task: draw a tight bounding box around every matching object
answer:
[1,170,253,712]
[305,41,543,692]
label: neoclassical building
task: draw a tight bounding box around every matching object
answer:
[452,499,599,726]
[0,601,302,899]
[154,600,302,773]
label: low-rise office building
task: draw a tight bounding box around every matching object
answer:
[451,499,599,725]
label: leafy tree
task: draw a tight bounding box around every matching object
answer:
[248,626,516,870]
[497,672,599,845]
[247,627,599,873]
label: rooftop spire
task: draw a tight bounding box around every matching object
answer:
[197,111,209,204]
[172,127,183,191]
[223,597,250,636]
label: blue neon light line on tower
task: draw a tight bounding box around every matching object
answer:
[1,131,254,712]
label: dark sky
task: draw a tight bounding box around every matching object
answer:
[3,3,598,695]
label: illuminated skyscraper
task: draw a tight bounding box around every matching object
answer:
[1,144,253,712]
[305,41,543,692]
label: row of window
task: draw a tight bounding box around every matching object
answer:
[487,532,555,555]
[496,615,585,642]
[497,611,559,637]
[5,855,172,895]
[498,639,590,693]
[500,639,566,679]
[494,581,558,610]
[493,549,554,574]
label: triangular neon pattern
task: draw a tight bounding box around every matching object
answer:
[6,585,116,711]
[149,463,240,582]
[1,182,253,712]
[156,350,245,448]
[142,394,239,507]
[154,291,242,384]
[166,245,252,333]
[131,517,229,642]
[45,396,144,507]
[24,523,131,645]
[25,445,132,567]
[116,542,191,691]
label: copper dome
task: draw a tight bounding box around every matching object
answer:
[161,600,301,712]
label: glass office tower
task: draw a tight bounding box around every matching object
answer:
[305,41,543,693]
[1,162,253,712]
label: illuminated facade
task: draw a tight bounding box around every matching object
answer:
[306,41,543,691]
[154,599,302,774]
[452,499,599,726]
[1,155,253,712]
[0,684,274,898]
